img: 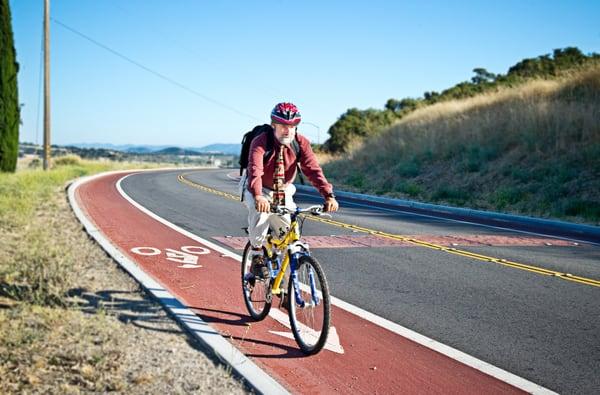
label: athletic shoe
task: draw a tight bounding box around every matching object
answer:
[251,254,269,279]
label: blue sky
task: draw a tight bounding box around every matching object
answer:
[9,0,600,147]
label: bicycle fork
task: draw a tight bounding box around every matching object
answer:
[290,253,320,308]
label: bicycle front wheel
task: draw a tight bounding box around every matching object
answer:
[288,255,331,355]
[241,242,271,320]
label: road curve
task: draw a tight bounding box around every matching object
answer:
[79,168,599,393]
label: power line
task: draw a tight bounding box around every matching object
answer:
[108,2,287,99]
[51,17,261,122]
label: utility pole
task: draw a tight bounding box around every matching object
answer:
[43,0,51,170]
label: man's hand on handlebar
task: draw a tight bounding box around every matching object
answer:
[254,195,270,213]
[324,197,339,212]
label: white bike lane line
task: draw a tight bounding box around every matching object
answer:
[72,170,555,394]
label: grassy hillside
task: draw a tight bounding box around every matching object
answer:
[323,66,600,224]
[322,47,599,154]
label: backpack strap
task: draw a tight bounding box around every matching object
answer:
[292,136,305,185]
[265,127,275,155]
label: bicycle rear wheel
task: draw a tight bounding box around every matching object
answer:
[288,255,331,355]
[241,242,271,320]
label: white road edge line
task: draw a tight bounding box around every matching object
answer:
[130,171,558,394]
[68,170,289,395]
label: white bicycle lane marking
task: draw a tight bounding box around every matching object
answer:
[131,245,209,268]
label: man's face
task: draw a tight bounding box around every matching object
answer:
[273,123,297,145]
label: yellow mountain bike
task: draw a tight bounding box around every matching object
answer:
[241,205,331,355]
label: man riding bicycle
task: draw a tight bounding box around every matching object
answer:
[242,102,339,279]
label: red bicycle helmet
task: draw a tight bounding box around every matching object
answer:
[271,102,302,125]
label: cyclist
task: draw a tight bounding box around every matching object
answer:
[243,102,339,278]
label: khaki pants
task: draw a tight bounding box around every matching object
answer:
[243,184,297,249]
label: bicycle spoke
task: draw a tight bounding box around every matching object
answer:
[241,243,271,320]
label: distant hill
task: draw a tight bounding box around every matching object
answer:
[125,146,155,154]
[69,143,171,153]
[193,144,240,155]
[65,143,240,155]
[153,147,202,156]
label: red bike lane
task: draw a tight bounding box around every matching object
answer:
[74,171,531,394]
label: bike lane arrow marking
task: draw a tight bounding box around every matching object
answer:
[268,308,345,354]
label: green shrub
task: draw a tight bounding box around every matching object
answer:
[509,167,530,182]
[347,173,365,189]
[394,182,421,197]
[555,166,577,183]
[431,187,468,204]
[53,154,82,167]
[493,187,523,209]
[28,158,41,169]
[395,161,420,177]
[554,199,600,223]
[561,199,600,220]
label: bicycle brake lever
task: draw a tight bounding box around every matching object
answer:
[310,206,323,215]
[272,205,287,215]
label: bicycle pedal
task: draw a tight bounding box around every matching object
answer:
[261,265,270,279]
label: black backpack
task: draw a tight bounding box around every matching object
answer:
[238,124,303,181]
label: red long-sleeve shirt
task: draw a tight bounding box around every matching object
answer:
[247,132,333,198]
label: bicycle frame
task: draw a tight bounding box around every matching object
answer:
[264,217,300,295]
[263,211,315,307]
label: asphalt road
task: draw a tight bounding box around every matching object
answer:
[121,168,600,394]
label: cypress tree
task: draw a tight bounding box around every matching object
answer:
[0,0,20,172]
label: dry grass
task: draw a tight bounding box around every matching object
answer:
[0,304,127,393]
[0,162,129,392]
[0,159,167,305]
[394,68,599,156]
[324,66,600,223]
[314,150,338,165]
[0,159,245,393]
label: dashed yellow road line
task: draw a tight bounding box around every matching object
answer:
[178,173,600,288]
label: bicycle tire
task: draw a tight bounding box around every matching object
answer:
[287,254,331,355]
[241,242,272,320]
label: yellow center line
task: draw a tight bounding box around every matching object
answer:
[177,172,600,288]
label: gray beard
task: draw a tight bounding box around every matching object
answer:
[279,136,293,145]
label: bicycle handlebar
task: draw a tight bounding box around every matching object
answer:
[272,205,331,218]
